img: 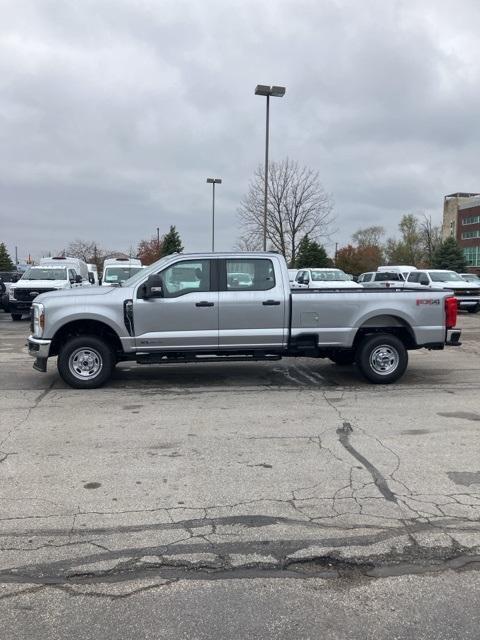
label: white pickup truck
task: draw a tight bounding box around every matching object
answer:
[27,252,461,389]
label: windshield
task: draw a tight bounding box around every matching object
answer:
[462,274,480,282]
[104,266,143,284]
[374,272,403,281]
[429,271,463,282]
[310,269,349,282]
[119,256,171,287]
[22,268,67,281]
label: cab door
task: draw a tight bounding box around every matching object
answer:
[218,257,286,349]
[133,259,219,350]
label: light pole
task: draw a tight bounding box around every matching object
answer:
[206,178,222,252]
[254,84,286,251]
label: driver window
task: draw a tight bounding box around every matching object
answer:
[160,260,211,298]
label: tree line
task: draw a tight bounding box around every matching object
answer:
[335,215,467,275]
[51,225,183,273]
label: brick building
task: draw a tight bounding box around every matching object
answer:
[442,193,480,273]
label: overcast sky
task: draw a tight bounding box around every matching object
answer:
[1,0,480,262]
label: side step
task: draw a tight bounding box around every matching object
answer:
[135,352,282,365]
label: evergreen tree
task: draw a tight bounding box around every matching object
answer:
[161,226,183,257]
[0,243,14,270]
[294,235,332,268]
[432,237,466,272]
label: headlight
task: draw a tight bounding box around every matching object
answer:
[32,303,45,337]
[9,288,15,301]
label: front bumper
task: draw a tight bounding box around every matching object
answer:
[28,336,52,360]
[446,329,462,346]
[455,296,480,311]
[10,300,33,313]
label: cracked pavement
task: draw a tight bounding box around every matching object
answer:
[1,313,480,638]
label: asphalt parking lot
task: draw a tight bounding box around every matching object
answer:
[1,311,480,639]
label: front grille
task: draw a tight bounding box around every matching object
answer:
[452,289,480,297]
[13,288,56,302]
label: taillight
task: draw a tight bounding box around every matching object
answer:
[445,296,457,329]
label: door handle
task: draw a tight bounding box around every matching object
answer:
[196,301,214,307]
[262,300,281,306]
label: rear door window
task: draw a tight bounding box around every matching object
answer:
[225,259,275,291]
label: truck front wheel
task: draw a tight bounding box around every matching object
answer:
[356,334,408,384]
[57,335,114,389]
[11,313,22,321]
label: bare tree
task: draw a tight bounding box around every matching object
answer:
[237,159,334,266]
[65,239,108,274]
[420,214,441,266]
[351,225,385,248]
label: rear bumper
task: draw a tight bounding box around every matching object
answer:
[446,329,462,346]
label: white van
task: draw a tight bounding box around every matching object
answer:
[40,256,90,283]
[101,258,144,286]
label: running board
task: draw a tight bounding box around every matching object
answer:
[135,353,282,365]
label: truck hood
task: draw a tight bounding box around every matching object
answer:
[435,282,480,290]
[35,287,115,303]
[14,279,68,289]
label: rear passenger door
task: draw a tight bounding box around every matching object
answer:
[218,258,286,349]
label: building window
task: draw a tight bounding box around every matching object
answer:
[462,230,480,239]
[464,247,480,267]
[462,215,480,225]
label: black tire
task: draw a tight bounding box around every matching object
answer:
[11,313,22,321]
[329,351,356,366]
[356,334,408,384]
[57,335,114,389]
[467,307,479,314]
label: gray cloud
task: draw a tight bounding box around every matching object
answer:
[1,0,480,262]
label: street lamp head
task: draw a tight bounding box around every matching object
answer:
[270,85,286,97]
[255,84,286,97]
[255,84,271,96]
[207,178,222,184]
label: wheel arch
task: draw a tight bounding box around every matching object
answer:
[353,314,417,350]
[50,319,123,356]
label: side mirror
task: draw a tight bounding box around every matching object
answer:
[75,275,83,284]
[144,273,164,298]
[420,277,429,286]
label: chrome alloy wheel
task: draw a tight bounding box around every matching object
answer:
[68,347,103,380]
[369,344,399,376]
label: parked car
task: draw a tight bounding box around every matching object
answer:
[358,271,406,287]
[0,271,20,312]
[460,273,480,284]
[288,269,298,283]
[102,258,144,286]
[404,270,480,313]
[377,265,416,279]
[293,268,363,288]
[27,252,460,389]
[8,265,84,320]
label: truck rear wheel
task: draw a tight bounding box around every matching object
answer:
[356,334,408,384]
[57,335,114,389]
[11,313,22,321]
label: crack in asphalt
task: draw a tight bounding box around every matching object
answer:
[336,422,397,503]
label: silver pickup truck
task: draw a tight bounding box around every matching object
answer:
[27,252,461,388]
